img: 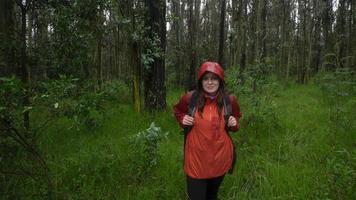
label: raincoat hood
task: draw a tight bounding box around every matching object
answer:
[197,61,224,81]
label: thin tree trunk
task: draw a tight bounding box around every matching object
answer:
[186,0,197,91]
[94,36,103,88]
[347,0,352,68]
[239,0,247,85]
[260,0,267,62]
[0,0,16,73]
[249,0,259,64]
[352,0,356,69]
[218,0,226,68]
[230,0,240,67]
[18,1,30,131]
[130,5,142,113]
[337,0,347,68]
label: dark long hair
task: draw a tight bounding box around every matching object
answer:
[196,77,226,118]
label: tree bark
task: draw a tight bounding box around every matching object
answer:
[218,0,226,68]
[17,0,30,131]
[336,0,347,68]
[130,3,142,113]
[171,0,182,86]
[186,0,197,91]
[352,0,356,70]
[144,0,166,111]
[0,0,16,74]
[260,0,267,62]
[239,0,247,85]
[230,0,240,67]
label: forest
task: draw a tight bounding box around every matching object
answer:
[0,0,355,199]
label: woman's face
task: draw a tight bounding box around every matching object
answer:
[202,72,220,94]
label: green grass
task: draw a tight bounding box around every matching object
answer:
[3,83,355,199]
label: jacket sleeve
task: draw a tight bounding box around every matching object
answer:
[173,92,192,128]
[228,95,242,132]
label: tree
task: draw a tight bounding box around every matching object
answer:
[352,0,356,69]
[239,0,247,85]
[0,0,16,74]
[260,0,267,62]
[169,0,184,86]
[335,0,347,68]
[186,0,198,91]
[16,0,31,130]
[218,0,227,68]
[144,0,167,110]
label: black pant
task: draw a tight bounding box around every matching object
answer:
[186,175,225,200]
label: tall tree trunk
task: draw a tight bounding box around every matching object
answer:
[144,0,166,111]
[0,0,16,74]
[37,8,50,79]
[279,0,287,74]
[94,37,103,88]
[130,3,142,113]
[17,1,30,131]
[218,0,226,68]
[186,0,197,91]
[347,0,352,68]
[239,0,247,85]
[171,0,182,86]
[132,39,142,113]
[352,0,356,69]
[321,0,333,70]
[260,0,267,62]
[336,0,347,68]
[179,0,186,87]
[230,0,240,67]
[249,0,259,64]
[312,0,322,74]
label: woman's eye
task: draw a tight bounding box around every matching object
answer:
[203,77,218,81]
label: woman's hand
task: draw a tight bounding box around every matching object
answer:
[227,116,237,127]
[182,115,194,126]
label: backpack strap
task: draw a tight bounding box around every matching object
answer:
[223,94,232,130]
[188,90,198,117]
[183,90,198,135]
[223,94,237,174]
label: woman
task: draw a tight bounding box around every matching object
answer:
[173,61,242,200]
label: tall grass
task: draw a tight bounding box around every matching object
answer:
[2,79,355,199]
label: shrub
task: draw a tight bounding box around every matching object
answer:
[101,80,131,103]
[37,75,108,130]
[315,68,355,132]
[129,122,169,182]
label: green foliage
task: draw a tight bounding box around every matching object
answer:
[54,145,122,199]
[1,75,132,199]
[101,80,131,103]
[130,14,165,71]
[129,122,169,182]
[316,68,355,104]
[324,149,356,199]
[245,62,275,86]
[0,76,23,116]
[225,66,282,138]
[36,75,106,130]
[3,79,355,199]
[0,76,53,199]
[141,33,165,70]
[48,0,109,76]
[315,68,356,132]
